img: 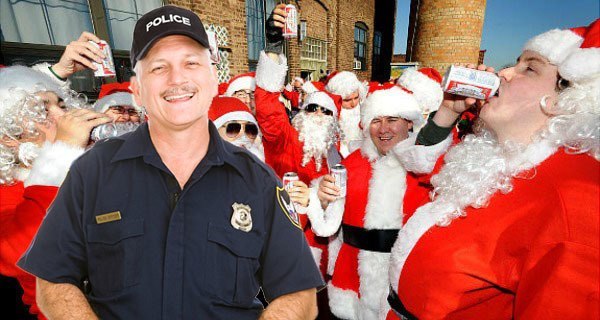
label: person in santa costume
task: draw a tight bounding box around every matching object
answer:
[307,68,448,320]
[94,82,143,124]
[325,71,368,158]
[222,72,256,113]
[0,68,110,318]
[386,19,600,320]
[282,76,304,111]
[0,32,112,319]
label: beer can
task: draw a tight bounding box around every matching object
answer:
[331,164,347,198]
[89,40,116,77]
[442,65,500,100]
[283,4,298,38]
[283,172,299,191]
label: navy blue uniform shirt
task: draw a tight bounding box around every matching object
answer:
[18,122,324,319]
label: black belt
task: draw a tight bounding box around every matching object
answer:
[388,287,418,320]
[341,224,399,252]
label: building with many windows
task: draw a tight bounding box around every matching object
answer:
[1,0,397,99]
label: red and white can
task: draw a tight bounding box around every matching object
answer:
[283,4,298,38]
[282,172,299,191]
[89,40,116,77]
[442,65,500,100]
[331,164,347,198]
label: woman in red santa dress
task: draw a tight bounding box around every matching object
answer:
[386,19,600,320]
[0,64,110,317]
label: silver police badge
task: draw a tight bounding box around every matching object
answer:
[231,203,253,232]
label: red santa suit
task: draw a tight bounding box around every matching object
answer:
[282,84,301,109]
[388,145,599,319]
[306,86,450,319]
[0,142,84,319]
[254,51,343,276]
[387,18,600,320]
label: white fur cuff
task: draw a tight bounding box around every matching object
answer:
[255,51,288,93]
[392,134,452,174]
[24,141,84,187]
[31,63,69,86]
[306,179,345,237]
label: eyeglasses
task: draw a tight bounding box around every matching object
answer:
[305,104,333,116]
[108,106,139,116]
[233,90,255,100]
[225,122,259,139]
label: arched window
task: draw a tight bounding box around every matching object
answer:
[246,0,276,70]
[354,22,368,71]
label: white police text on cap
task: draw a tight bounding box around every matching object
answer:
[146,14,191,32]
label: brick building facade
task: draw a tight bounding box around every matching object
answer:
[167,0,395,82]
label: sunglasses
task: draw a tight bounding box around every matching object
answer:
[225,122,259,139]
[305,104,333,116]
[108,106,139,116]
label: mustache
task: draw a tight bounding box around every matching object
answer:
[161,84,198,97]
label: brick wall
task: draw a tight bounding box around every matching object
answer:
[166,0,379,81]
[336,0,375,81]
[410,0,486,74]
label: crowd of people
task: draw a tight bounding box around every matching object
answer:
[0,3,598,320]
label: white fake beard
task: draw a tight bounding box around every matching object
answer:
[292,112,338,171]
[231,135,265,162]
[17,142,40,167]
[338,105,363,143]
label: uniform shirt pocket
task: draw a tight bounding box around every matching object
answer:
[86,218,145,295]
[205,222,263,306]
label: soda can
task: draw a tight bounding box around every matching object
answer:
[89,40,116,77]
[331,164,347,198]
[282,172,299,192]
[283,4,298,38]
[442,65,500,100]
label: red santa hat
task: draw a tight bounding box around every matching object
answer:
[300,91,342,118]
[360,85,423,130]
[208,96,259,129]
[93,82,140,113]
[224,72,256,97]
[302,81,325,94]
[325,70,367,102]
[396,67,444,114]
[524,19,600,82]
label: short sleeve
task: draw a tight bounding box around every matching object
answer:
[259,181,325,301]
[17,163,88,287]
[514,241,599,319]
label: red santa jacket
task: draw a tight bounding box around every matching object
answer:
[282,87,301,109]
[255,87,330,184]
[0,141,83,320]
[388,148,599,320]
[307,144,431,319]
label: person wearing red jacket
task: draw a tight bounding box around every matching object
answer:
[307,72,448,319]
[282,77,304,110]
[0,33,111,319]
[386,19,600,320]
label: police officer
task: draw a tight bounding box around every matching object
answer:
[18,6,324,319]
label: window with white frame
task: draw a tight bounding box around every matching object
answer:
[301,37,327,62]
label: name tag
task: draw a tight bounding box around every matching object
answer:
[95,211,122,224]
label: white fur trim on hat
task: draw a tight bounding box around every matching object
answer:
[213,110,259,129]
[256,51,288,93]
[302,81,318,94]
[360,86,422,132]
[523,29,583,65]
[0,65,66,114]
[302,91,338,117]
[397,68,443,114]
[225,76,256,97]
[24,141,84,187]
[326,71,367,102]
[559,48,600,82]
[93,92,138,113]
